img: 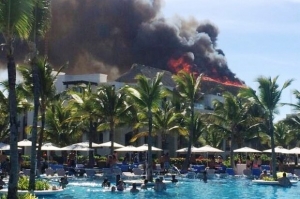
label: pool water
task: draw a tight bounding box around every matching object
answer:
[42,177,300,199]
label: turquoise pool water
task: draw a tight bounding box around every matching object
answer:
[42,178,299,199]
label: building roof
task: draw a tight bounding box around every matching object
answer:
[114,64,176,87]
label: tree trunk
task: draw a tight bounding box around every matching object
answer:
[269,113,277,180]
[230,132,235,168]
[109,118,115,155]
[37,105,46,171]
[7,50,19,199]
[182,103,194,171]
[29,57,40,190]
[147,110,153,182]
[88,120,95,168]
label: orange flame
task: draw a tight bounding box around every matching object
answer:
[202,76,245,88]
[168,56,192,73]
[168,54,245,88]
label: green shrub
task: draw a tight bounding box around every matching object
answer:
[0,193,37,199]
[17,176,51,190]
[35,179,50,190]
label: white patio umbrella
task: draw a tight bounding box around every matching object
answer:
[197,145,224,153]
[41,143,62,161]
[0,142,9,149]
[263,146,289,153]
[97,141,124,148]
[136,144,162,151]
[73,141,101,148]
[115,145,144,152]
[176,146,204,153]
[61,144,93,164]
[234,147,261,153]
[196,145,224,167]
[61,144,93,151]
[0,143,21,150]
[286,147,300,154]
[18,139,38,147]
[41,142,62,151]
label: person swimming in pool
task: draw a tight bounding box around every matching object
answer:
[130,183,139,193]
[278,172,292,187]
[154,178,166,192]
[117,180,125,191]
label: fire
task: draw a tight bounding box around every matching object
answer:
[168,54,245,88]
[202,76,245,88]
[168,56,192,73]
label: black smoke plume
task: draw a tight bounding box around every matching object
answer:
[1,0,243,84]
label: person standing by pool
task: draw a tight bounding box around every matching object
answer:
[202,171,207,183]
[246,156,252,169]
[68,151,76,167]
[163,153,170,173]
[59,175,69,189]
[171,175,178,183]
[159,154,165,172]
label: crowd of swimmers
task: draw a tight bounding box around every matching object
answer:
[100,174,179,193]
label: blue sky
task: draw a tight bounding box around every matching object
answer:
[162,0,300,121]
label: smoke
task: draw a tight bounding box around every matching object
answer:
[0,0,242,84]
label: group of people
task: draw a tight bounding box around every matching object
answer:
[101,174,179,193]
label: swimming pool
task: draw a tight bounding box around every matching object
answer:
[42,177,299,199]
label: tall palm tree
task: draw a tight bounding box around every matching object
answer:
[239,76,293,179]
[96,85,130,155]
[18,57,64,173]
[209,91,251,168]
[0,1,34,196]
[26,0,51,190]
[124,72,165,181]
[172,71,203,170]
[67,84,100,167]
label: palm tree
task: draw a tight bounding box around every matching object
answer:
[209,91,251,168]
[172,71,203,170]
[130,99,185,152]
[201,124,225,148]
[45,98,82,146]
[18,57,64,173]
[96,85,130,155]
[124,72,165,181]
[67,84,100,167]
[26,0,51,190]
[0,1,34,196]
[274,121,293,148]
[239,76,293,179]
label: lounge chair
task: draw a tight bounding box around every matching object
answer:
[294,169,300,177]
[45,168,55,176]
[56,168,66,177]
[132,168,144,176]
